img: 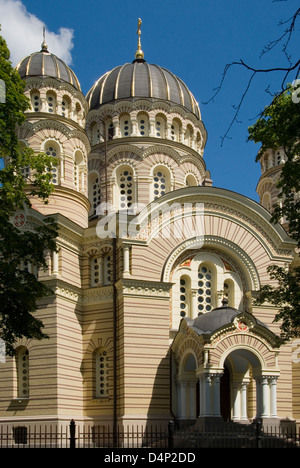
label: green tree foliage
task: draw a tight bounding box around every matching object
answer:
[0,33,58,355]
[248,83,300,340]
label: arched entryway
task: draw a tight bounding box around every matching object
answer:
[172,307,281,426]
[221,348,262,422]
[220,348,279,423]
[176,352,198,420]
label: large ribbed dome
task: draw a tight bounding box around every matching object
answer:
[86,60,201,119]
[16,42,81,91]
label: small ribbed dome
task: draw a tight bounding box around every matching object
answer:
[16,43,81,91]
[193,299,240,334]
[86,60,200,119]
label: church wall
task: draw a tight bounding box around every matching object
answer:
[116,285,171,425]
[54,295,83,416]
[252,305,294,420]
[28,190,89,229]
[292,349,300,422]
[0,297,59,419]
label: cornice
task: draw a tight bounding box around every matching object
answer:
[42,278,115,305]
[116,278,173,299]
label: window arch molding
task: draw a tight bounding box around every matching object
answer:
[150,163,173,201]
[30,89,41,112]
[15,346,30,399]
[73,149,85,191]
[137,112,149,136]
[185,173,198,187]
[113,163,137,210]
[89,246,113,287]
[262,192,272,212]
[43,139,63,185]
[170,118,182,142]
[46,90,57,114]
[120,114,132,138]
[170,250,245,330]
[88,171,101,217]
[94,347,109,398]
[61,94,72,118]
[154,113,167,139]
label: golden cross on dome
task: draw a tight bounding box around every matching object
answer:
[135,18,144,60]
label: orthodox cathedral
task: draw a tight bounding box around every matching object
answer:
[0,21,299,436]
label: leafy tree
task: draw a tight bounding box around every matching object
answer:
[248,83,300,340]
[0,33,58,355]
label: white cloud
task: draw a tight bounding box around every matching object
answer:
[0,0,74,66]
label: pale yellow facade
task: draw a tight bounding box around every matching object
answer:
[0,38,299,435]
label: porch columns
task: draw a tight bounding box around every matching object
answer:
[189,380,197,419]
[269,377,278,418]
[198,372,222,418]
[255,375,279,419]
[232,381,249,421]
[261,376,270,418]
[177,381,187,419]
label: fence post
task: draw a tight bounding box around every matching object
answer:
[168,420,174,449]
[70,419,76,448]
[256,420,262,448]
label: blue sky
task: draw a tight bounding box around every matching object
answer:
[1,0,299,201]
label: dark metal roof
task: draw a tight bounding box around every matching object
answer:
[16,49,81,91]
[86,61,200,118]
[190,299,269,335]
[192,302,240,334]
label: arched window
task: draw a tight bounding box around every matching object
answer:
[16,347,29,398]
[91,256,101,287]
[196,132,202,153]
[46,91,56,114]
[171,120,180,142]
[223,279,234,307]
[95,348,109,398]
[155,116,166,138]
[73,150,84,191]
[152,166,171,200]
[89,173,101,217]
[197,265,214,314]
[262,192,272,212]
[61,95,71,118]
[137,114,149,136]
[185,174,198,187]
[103,252,112,285]
[117,166,136,210]
[120,115,131,137]
[179,275,191,318]
[31,91,41,112]
[90,251,112,287]
[44,142,60,184]
[74,102,82,123]
[105,118,114,140]
[90,122,100,145]
[172,254,243,330]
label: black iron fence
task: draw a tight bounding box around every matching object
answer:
[0,420,299,448]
